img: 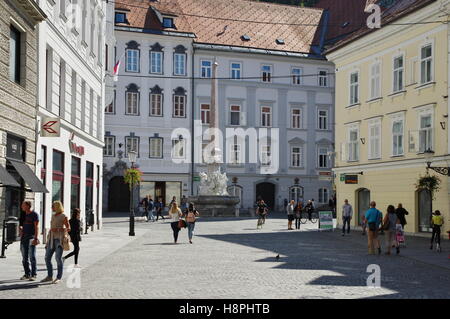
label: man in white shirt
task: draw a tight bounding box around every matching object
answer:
[342,199,353,236]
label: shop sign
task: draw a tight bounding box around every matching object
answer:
[69,140,85,156]
[345,175,358,184]
[41,117,60,137]
[319,211,334,230]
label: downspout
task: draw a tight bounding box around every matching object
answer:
[190,45,195,196]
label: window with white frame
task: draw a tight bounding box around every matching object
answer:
[261,145,271,166]
[419,114,432,152]
[318,188,329,204]
[261,106,272,127]
[318,109,328,130]
[318,146,328,168]
[126,87,139,115]
[230,141,241,165]
[318,70,328,87]
[393,55,404,92]
[171,138,185,159]
[150,51,162,74]
[230,105,241,126]
[290,186,304,203]
[292,67,302,85]
[420,44,433,84]
[174,53,186,76]
[126,49,139,72]
[291,108,301,129]
[105,90,115,114]
[150,93,162,116]
[173,88,186,117]
[125,136,139,157]
[368,122,381,159]
[200,60,212,78]
[149,137,163,158]
[291,146,302,167]
[103,136,115,157]
[348,128,359,161]
[350,71,359,105]
[392,119,404,156]
[261,65,272,83]
[231,62,241,80]
[201,103,210,124]
[370,62,381,99]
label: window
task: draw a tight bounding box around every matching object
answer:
[126,49,139,72]
[85,161,94,216]
[261,65,272,83]
[318,70,328,87]
[9,25,21,84]
[105,90,115,114]
[292,109,301,129]
[261,145,271,166]
[173,94,186,118]
[318,110,328,130]
[115,12,126,24]
[368,122,381,159]
[290,186,303,203]
[104,136,115,156]
[150,51,162,74]
[231,62,241,80]
[174,53,186,76]
[59,59,66,116]
[201,104,210,124]
[370,62,381,99]
[393,55,404,92]
[291,147,302,167]
[125,136,139,157]
[230,105,241,126]
[419,114,432,152]
[348,129,359,161]
[350,72,359,105]
[162,17,174,28]
[150,93,162,116]
[230,142,241,165]
[126,91,139,115]
[70,156,80,212]
[292,68,302,85]
[261,106,271,127]
[172,138,185,159]
[318,188,329,204]
[420,44,433,84]
[149,137,163,158]
[201,60,212,78]
[52,150,64,203]
[318,147,328,168]
[392,120,404,156]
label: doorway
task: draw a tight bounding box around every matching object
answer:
[155,182,166,205]
[108,176,130,212]
[418,189,432,232]
[357,188,370,225]
[256,182,275,209]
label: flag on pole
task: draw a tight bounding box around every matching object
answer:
[113,52,125,82]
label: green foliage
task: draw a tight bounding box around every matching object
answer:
[416,173,441,200]
[124,168,142,190]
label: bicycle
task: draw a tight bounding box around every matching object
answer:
[431,226,442,253]
[300,210,318,224]
[256,210,268,229]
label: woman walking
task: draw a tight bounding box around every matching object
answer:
[169,202,183,244]
[184,203,199,244]
[382,205,400,255]
[294,201,303,230]
[41,201,70,284]
[63,208,82,267]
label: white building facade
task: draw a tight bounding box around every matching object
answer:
[35,0,107,234]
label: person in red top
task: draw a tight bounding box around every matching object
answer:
[19,201,39,281]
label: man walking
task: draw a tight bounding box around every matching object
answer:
[19,201,39,281]
[287,200,295,230]
[155,197,165,221]
[365,201,383,255]
[395,203,409,229]
[147,195,155,222]
[342,199,353,236]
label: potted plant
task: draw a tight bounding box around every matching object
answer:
[124,167,142,190]
[415,173,441,200]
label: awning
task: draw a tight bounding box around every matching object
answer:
[0,164,20,187]
[7,158,48,193]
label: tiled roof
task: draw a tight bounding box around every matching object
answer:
[115,0,324,55]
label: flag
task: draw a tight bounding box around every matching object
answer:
[113,59,121,82]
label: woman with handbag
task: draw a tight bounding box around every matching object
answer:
[169,202,183,244]
[41,201,70,284]
[382,205,401,255]
[184,203,200,244]
[64,208,82,267]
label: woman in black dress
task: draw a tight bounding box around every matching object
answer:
[63,208,82,267]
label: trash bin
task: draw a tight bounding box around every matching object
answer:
[5,217,20,243]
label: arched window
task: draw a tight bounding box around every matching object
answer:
[125,83,140,115]
[289,186,304,203]
[125,41,140,72]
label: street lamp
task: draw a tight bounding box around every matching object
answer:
[128,150,137,236]
[424,148,450,176]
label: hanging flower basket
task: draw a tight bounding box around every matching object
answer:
[415,173,441,200]
[124,168,142,190]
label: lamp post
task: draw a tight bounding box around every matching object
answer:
[424,148,450,176]
[128,150,137,236]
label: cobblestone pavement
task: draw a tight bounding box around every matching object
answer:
[0,215,449,299]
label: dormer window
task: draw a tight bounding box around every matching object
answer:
[115,12,126,24]
[162,17,174,28]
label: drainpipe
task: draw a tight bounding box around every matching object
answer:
[190,45,195,196]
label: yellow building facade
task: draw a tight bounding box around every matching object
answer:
[328,1,450,236]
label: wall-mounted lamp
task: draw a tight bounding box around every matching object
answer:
[118,143,123,148]
[360,138,366,145]
[440,122,446,130]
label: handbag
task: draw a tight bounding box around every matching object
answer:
[62,232,71,251]
[178,219,186,229]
